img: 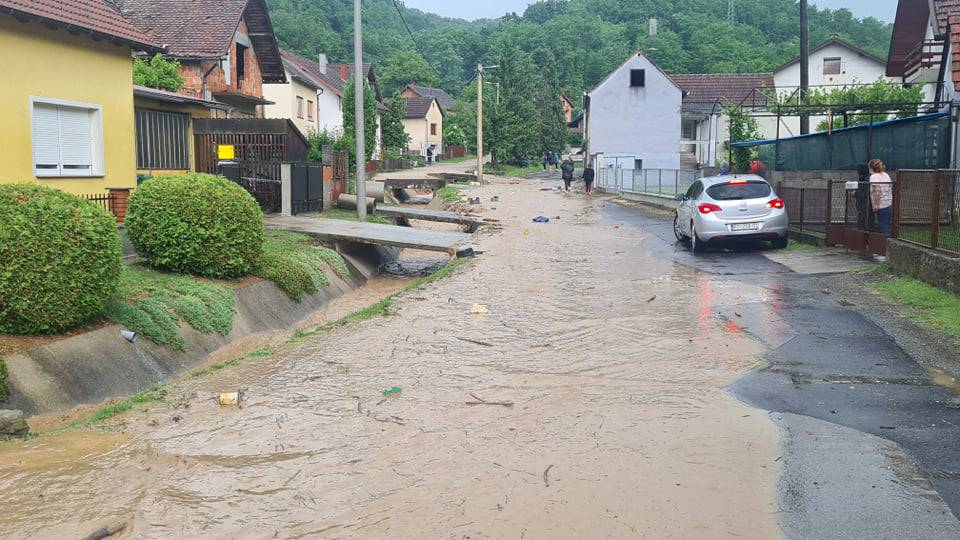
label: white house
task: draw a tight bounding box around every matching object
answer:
[669,73,775,167]
[263,50,323,136]
[270,50,384,158]
[772,37,889,137]
[584,52,683,177]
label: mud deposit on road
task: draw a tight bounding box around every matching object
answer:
[0,176,781,538]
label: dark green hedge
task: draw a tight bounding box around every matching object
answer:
[126,173,264,279]
[0,184,121,334]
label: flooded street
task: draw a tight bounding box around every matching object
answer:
[6,166,958,538]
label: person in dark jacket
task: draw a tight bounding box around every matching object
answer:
[560,157,575,191]
[583,161,596,194]
[548,152,560,169]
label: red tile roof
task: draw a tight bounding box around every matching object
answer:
[403,97,438,119]
[114,0,285,83]
[114,0,248,58]
[670,73,774,104]
[935,0,960,33]
[0,0,162,51]
[280,49,345,96]
[933,1,960,92]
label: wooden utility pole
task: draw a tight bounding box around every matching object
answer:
[799,0,810,134]
[354,0,367,219]
[477,63,484,185]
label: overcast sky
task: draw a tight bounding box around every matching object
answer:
[403,0,899,23]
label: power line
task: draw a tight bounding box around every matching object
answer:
[391,0,442,77]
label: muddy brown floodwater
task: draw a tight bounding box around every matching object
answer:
[0,175,783,539]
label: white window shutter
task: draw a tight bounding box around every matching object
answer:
[58,106,93,174]
[32,103,61,173]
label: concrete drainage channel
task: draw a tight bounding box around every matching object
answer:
[1,244,401,418]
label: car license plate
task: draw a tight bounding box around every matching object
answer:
[731,223,760,231]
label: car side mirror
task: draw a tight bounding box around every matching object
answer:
[675,194,687,201]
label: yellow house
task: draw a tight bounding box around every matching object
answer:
[133,86,230,178]
[402,97,444,160]
[0,1,162,196]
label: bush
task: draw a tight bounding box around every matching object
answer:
[255,230,350,301]
[0,184,121,334]
[126,174,264,278]
[0,356,7,403]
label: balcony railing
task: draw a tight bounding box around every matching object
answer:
[904,39,945,80]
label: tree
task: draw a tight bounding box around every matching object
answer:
[489,44,540,165]
[342,78,378,165]
[443,122,467,147]
[133,54,185,92]
[725,104,761,173]
[536,56,567,154]
[379,50,441,96]
[381,94,410,153]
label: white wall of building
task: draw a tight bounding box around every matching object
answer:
[773,42,889,137]
[263,73,320,136]
[586,53,682,171]
[317,85,344,135]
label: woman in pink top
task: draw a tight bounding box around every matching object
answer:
[869,159,893,235]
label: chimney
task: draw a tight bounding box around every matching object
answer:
[649,18,658,36]
[340,64,348,81]
[318,53,328,73]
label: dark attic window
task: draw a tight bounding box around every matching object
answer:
[630,69,646,87]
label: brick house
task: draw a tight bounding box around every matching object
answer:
[115,0,286,118]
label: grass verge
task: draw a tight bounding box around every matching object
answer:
[104,266,235,351]
[873,276,960,337]
[487,164,544,177]
[436,186,463,203]
[190,347,274,379]
[61,387,167,431]
[441,155,476,164]
[320,207,391,225]
[255,230,351,301]
[289,257,473,344]
[784,240,820,252]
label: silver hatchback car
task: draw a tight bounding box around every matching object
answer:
[673,174,789,252]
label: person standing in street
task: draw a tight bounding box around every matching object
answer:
[549,152,560,170]
[869,159,893,235]
[583,161,596,195]
[560,156,575,191]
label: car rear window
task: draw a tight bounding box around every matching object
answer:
[706,181,771,201]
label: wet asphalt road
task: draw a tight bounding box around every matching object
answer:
[604,202,960,537]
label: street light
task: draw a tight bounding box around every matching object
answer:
[476,64,497,185]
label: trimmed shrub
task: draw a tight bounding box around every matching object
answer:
[126,173,264,278]
[0,184,121,334]
[255,230,350,301]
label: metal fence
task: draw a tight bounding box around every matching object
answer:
[778,185,834,234]
[597,168,700,197]
[895,169,960,255]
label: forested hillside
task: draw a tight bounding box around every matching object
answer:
[268,0,893,98]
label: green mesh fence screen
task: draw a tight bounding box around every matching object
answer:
[735,113,950,172]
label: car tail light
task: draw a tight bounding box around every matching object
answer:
[698,203,722,214]
[728,179,747,184]
[766,198,785,209]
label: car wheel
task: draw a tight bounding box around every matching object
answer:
[691,222,706,253]
[673,213,686,241]
[772,235,789,249]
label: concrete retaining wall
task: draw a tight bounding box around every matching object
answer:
[887,239,960,295]
[2,245,397,416]
[618,190,678,211]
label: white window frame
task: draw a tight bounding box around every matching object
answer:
[30,97,104,178]
[823,57,842,76]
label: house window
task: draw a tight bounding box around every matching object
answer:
[430,123,438,136]
[823,57,841,75]
[634,159,643,170]
[297,96,304,119]
[307,100,314,121]
[135,108,189,170]
[31,98,103,177]
[682,119,698,140]
[236,43,248,87]
[630,69,646,87]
